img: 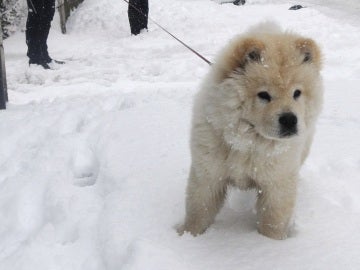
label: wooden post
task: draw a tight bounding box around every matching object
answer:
[58,0,67,34]
[58,0,85,34]
[0,28,8,110]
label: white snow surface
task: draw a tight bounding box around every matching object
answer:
[1,0,360,269]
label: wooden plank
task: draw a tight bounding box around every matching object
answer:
[58,0,85,34]
[0,29,8,109]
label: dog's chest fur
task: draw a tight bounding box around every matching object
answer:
[223,135,299,188]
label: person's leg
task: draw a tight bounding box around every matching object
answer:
[128,0,148,35]
[26,0,43,64]
[40,0,56,63]
[128,0,140,35]
[139,0,148,31]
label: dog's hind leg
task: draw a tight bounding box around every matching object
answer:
[178,166,227,236]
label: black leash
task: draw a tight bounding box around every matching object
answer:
[122,0,212,66]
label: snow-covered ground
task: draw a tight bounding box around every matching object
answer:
[1,0,360,269]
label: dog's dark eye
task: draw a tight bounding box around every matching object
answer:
[257,91,272,102]
[293,89,302,99]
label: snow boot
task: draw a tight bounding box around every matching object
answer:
[233,0,246,5]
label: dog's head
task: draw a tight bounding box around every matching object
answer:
[208,31,323,142]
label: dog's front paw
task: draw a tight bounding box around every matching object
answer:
[176,223,207,237]
[257,222,288,240]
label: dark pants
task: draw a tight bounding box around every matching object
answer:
[128,0,148,35]
[26,0,55,63]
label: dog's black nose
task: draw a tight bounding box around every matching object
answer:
[279,113,297,128]
[279,112,298,137]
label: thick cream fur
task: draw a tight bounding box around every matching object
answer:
[178,24,323,240]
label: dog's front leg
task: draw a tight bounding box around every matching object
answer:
[256,179,296,240]
[178,166,227,236]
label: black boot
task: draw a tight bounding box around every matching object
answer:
[233,0,246,5]
[29,59,51,69]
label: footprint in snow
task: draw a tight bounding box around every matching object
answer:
[72,145,99,187]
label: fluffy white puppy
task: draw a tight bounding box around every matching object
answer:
[178,23,323,240]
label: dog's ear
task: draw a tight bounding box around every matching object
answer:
[236,38,265,69]
[295,38,322,68]
[218,38,265,80]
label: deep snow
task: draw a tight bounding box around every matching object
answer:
[1,0,360,269]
